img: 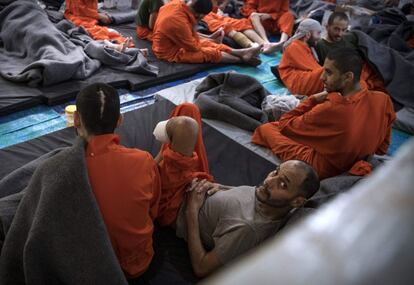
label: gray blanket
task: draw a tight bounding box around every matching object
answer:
[194,72,269,132]
[0,0,157,87]
[0,138,128,285]
[353,29,414,109]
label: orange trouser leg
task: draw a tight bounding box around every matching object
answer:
[277,12,294,37]
[136,26,154,41]
[252,122,333,179]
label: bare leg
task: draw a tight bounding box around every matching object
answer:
[250,13,270,43]
[219,52,243,63]
[229,44,263,66]
[243,29,266,45]
[166,117,199,157]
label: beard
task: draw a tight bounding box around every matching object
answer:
[307,36,318,47]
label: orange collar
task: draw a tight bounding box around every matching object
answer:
[86,134,120,157]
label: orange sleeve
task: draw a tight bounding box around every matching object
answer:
[376,97,396,155]
[240,0,258,17]
[165,14,202,52]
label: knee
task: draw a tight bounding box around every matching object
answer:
[250,12,260,22]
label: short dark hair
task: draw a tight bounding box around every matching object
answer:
[191,0,213,15]
[295,161,320,199]
[76,83,120,136]
[401,3,414,15]
[326,47,363,83]
[327,11,349,26]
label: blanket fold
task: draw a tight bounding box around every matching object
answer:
[194,72,269,131]
[0,138,128,285]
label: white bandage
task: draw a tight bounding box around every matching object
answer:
[153,120,170,143]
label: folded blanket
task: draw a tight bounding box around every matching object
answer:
[0,138,128,285]
[194,72,269,131]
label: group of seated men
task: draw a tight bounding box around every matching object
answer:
[65,82,320,279]
[27,0,399,280]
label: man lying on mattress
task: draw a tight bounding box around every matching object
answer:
[173,160,320,277]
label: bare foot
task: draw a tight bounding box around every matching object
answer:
[140,48,149,57]
[211,28,225,44]
[240,44,262,64]
[262,42,283,54]
[245,56,262,67]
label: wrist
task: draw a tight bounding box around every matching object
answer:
[186,206,199,217]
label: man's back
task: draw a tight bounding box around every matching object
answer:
[177,186,281,264]
[86,134,161,278]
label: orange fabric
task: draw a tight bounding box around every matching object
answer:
[152,0,232,63]
[279,40,325,95]
[86,134,161,278]
[360,63,387,93]
[240,0,294,35]
[158,103,213,226]
[348,160,373,176]
[64,0,131,44]
[252,90,396,179]
[136,26,154,41]
[203,12,253,34]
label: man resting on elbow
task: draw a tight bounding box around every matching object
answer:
[175,160,320,277]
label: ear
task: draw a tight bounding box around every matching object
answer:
[117,114,124,128]
[290,196,306,208]
[74,111,81,129]
[344,71,355,84]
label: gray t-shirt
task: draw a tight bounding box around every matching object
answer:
[176,186,282,265]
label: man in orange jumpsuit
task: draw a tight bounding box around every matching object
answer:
[252,48,396,179]
[278,18,325,95]
[240,0,294,48]
[153,103,213,226]
[152,0,263,65]
[65,0,130,45]
[74,83,161,278]
[203,0,282,53]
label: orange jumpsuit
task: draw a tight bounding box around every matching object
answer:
[136,26,154,41]
[240,0,294,36]
[65,0,129,44]
[280,40,387,95]
[157,103,213,226]
[86,134,161,278]
[152,0,232,63]
[279,40,325,95]
[252,89,396,179]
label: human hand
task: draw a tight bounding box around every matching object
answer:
[98,12,112,25]
[312,91,329,103]
[186,179,209,212]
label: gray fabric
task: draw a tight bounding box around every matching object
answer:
[100,8,137,25]
[176,186,282,265]
[194,72,269,132]
[0,0,100,86]
[0,1,158,87]
[353,29,414,109]
[394,107,414,135]
[0,138,128,285]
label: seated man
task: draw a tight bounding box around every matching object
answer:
[203,0,282,53]
[136,0,165,41]
[65,0,131,45]
[316,11,386,92]
[176,160,320,277]
[153,103,214,227]
[278,19,325,95]
[240,0,294,47]
[152,0,262,65]
[74,83,161,278]
[253,48,396,179]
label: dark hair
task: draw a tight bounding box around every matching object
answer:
[295,161,320,199]
[191,0,213,15]
[401,3,414,15]
[327,11,349,25]
[326,47,363,83]
[76,83,120,136]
